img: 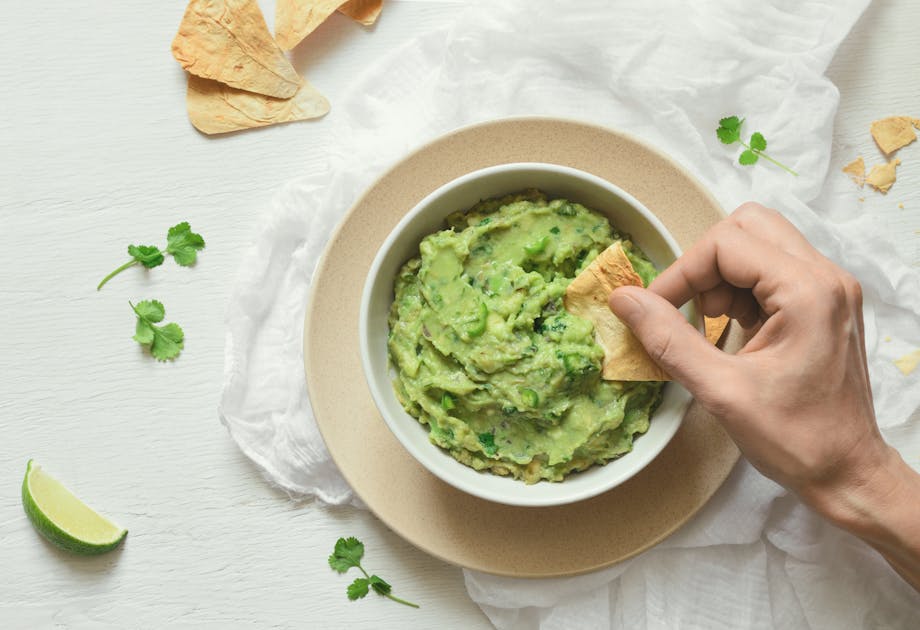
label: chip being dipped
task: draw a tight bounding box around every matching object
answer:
[564,241,670,381]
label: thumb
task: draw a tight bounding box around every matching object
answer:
[608,286,732,398]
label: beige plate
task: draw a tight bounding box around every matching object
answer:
[304,117,741,577]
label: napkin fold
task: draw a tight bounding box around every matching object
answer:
[219,0,920,626]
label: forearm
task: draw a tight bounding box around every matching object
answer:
[804,446,920,592]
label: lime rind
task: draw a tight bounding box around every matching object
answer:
[22,460,127,555]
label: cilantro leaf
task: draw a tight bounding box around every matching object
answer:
[151,323,184,361]
[165,222,206,266]
[329,536,364,573]
[329,536,419,608]
[739,150,759,165]
[127,245,165,269]
[132,299,165,323]
[134,319,155,345]
[98,222,205,290]
[478,432,498,456]
[369,575,391,596]
[715,115,797,176]
[716,116,742,144]
[347,578,370,600]
[130,300,184,361]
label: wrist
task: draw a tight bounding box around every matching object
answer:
[802,445,920,550]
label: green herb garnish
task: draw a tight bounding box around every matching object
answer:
[98,222,205,290]
[716,116,798,176]
[130,300,184,361]
[478,432,498,456]
[329,537,419,609]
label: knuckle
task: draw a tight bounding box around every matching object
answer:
[825,273,851,308]
[841,272,863,307]
[730,202,774,227]
[710,218,739,243]
[804,268,862,324]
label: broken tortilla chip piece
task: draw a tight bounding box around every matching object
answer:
[186,74,329,134]
[866,158,900,194]
[564,242,671,382]
[842,157,865,187]
[870,116,917,155]
[172,0,303,100]
[338,0,383,25]
[704,315,730,346]
[895,349,920,376]
[275,0,350,50]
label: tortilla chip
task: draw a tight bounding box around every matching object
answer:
[870,116,917,155]
[275,0,349,50]
[866,158,900,194]
[704,315,730,346]
[172,0,303,100]
[186,74,329,134]
[564,242,670,381]
[338,0,383,25]
[842,157,865,187]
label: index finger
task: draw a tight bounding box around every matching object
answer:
[650,220,799,310]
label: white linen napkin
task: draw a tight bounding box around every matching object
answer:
[219,0,920,626]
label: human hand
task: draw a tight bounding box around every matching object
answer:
[608,201,920,591]
[608,203,888,509]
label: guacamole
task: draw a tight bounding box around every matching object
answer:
[387,190,664,483]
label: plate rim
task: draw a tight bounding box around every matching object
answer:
[304,116,740,577]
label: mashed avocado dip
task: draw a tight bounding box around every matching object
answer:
[387,190,664,483]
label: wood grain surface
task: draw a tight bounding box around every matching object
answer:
[1,1,917,628]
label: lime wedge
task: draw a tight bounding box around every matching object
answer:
[21,460,127,555]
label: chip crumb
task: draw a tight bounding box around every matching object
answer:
[899,202,905,209]
[842,157,865,186]
[871,116,918,155]
[866,158,901,194]
[894,349,920,376]
[884,336,892,342]
[858,197,865,202]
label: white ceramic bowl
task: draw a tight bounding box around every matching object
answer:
[359,163,700,507]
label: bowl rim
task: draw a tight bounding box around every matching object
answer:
[359,161,694,507]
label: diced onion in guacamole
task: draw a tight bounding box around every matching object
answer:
[387,190,663,483]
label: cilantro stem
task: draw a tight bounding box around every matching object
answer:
[356,564,419,608]
[385,594,421,609]
[97,260,139,291]
[739,141,799,177]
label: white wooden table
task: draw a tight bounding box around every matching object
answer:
[1,2,917,628]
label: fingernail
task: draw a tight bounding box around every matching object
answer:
[608,288,643,323]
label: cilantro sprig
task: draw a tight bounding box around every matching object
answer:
[131,300,184,361]
[329,537,419,609]
[98,222,205,290]
[717,116,798,176]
